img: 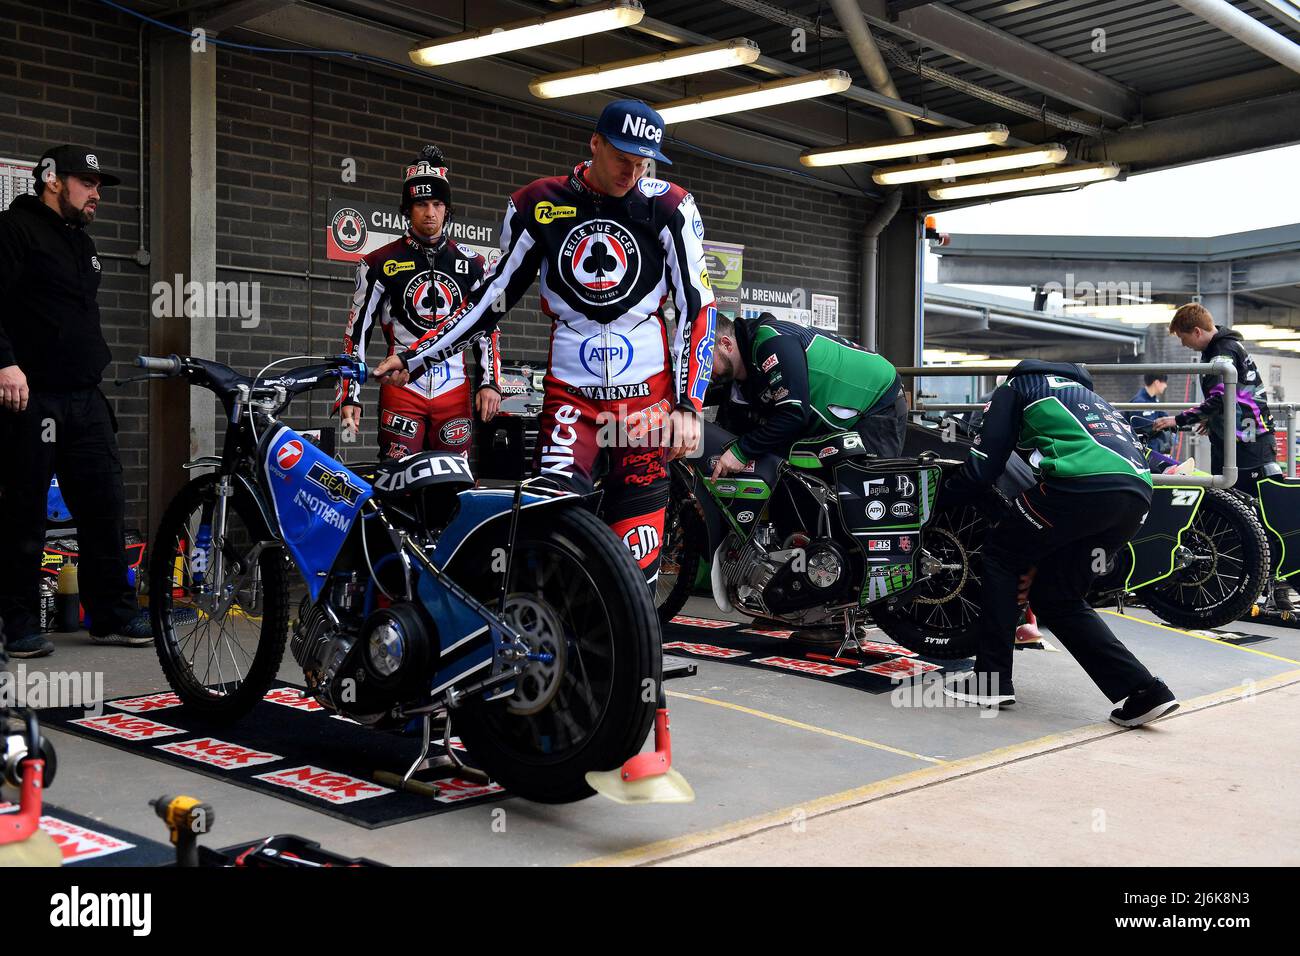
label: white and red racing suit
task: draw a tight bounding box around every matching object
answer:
[336,230,501,458]
[396,162,716,583]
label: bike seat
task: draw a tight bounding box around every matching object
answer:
[370,453,475,500]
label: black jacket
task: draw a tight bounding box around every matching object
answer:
[1175,325,1274,442]
[955,360,1152,499]
[0,193,112,391]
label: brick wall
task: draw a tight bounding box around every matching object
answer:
[0,0,150,527]
[3,5,870,531]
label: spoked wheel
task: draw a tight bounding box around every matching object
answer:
[655,496,705,626]
[148,474,290,722]
[1140,490,1270,629]
[453,507,659,803]
[871,501,989,659]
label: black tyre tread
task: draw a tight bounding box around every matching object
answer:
[657,500,706,626]
[149,474,291,723]
[870,500,985,660]
[453,506,660,803]
[1140,489,1270,630]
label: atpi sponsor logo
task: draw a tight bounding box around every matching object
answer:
[579,331,634,377]
[69,713,185,742]
[866,500,887,521]
[638,177,671,197]
[254,765,391,804]
[156,736,282,770]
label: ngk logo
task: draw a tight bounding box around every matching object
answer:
[539,404,582,477]
[110,692,183,713]
[432,777,505,804]
[70,713,186,741]
[264,687,324,711]
[663,641,748,659]
[254,766,391,804]
[157,737,282,770]
[0,806,131,862]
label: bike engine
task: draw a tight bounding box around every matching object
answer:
[723,531,852,616]
[290,595,435,717]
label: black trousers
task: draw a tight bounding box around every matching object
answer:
[977,483,1156,702]
[854,389,908,458]
[0,388,137,639]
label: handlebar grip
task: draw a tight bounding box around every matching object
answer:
[136,355,183,375]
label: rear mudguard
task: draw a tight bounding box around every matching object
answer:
[432,485,598,570]
[1124,486,1204,590]
[1257,478,1300,580]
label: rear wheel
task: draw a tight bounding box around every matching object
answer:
[1140,490,1270,629]
[453,507,660,803]
[655,495,705,626]
[871,501,988,659]
[148,474,291,722]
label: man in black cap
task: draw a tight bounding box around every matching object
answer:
[376,99,715,587]
[0,145,149,658]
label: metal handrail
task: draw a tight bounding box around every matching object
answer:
[896,359,1239,488]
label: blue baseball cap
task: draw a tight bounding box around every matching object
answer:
[595,99,672,165]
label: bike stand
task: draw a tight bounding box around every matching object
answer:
[803,611,922,670]
[374,711,490,798]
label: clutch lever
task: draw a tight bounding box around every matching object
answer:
[113,371,173,387]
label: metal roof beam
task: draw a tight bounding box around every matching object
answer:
[936,257,1199,295]
[858,1,1140,124]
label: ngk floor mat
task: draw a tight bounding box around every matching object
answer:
[662,616,961,694]
[0,802,173,866]
[39,686,507,828]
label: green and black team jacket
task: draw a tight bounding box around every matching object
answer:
[955,360,1153,499]
[727,313,899,464]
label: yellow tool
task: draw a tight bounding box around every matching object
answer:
[151,794,214,867]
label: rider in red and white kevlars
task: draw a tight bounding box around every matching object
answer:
[375,101,716,585]
[337,145,502,460]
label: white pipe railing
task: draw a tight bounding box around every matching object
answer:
[897,359,1239,488]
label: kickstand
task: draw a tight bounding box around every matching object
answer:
[376,711,490,796]
[833,609,859,660]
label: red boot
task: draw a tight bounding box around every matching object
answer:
[1015,605,1043,645]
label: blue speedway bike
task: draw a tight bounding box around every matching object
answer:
[139,353,663,803]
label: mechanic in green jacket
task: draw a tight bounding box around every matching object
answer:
[707,312,906,478]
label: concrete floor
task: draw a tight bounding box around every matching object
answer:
[6,597,1299,866]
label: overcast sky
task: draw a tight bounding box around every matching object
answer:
[924,142,1300,288]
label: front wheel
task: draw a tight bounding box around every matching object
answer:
[148,474,291,722]
[453,507,660,803]
[871,500,989,659]
[1139,489,1270,629]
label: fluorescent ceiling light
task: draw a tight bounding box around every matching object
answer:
[872,144,1067,185]
[1258,340,1300,350]
[655,70,851,124]
[800,124,1010,167]
[1235,324,1299,340]
[411,1,644,67]
[928,163,1121,201]
[1064,303,1174,323]
[530,38,760,99]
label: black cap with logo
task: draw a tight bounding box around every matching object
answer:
[595,99,672,165]
[34,145,121,188]
[401,144,453,213]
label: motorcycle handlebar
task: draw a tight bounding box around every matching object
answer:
[135,354,183,375]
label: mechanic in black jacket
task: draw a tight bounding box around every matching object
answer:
[942,360,1178,727]
[1152,303,1280,494]
[0,146,148,658]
